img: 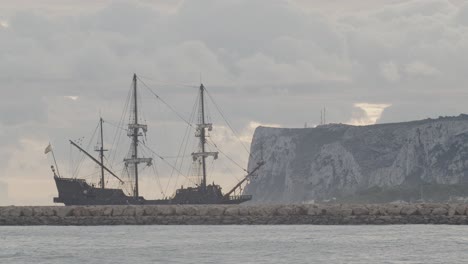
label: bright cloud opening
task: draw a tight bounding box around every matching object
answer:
[0,20,9,28]
[348,103,391,126]
[64,96,79,101]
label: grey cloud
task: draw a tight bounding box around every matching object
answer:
[455,2,468,25]
[373,0,455,18]
[0,98,47,125]
[1,0,467,127]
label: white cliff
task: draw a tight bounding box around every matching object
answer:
[245,115,468,203]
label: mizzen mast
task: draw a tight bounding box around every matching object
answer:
[124,74,152,198]
[192,84,218,192]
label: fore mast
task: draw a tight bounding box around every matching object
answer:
[192,84,218,192]
[124,74,152,199]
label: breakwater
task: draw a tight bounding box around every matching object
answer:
[1,203,468,225]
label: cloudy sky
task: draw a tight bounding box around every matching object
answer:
[2,0,468,205]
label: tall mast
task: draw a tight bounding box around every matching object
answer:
[124,74,152,198]
[200,84,207,191]
[192,84,218,192]
[99,117,106,189]
[133,74,139,197]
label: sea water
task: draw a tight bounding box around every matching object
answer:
[1,225,467,264]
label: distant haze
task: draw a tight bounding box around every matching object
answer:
[1,0,468,205]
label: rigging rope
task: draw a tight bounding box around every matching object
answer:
[206,139,247,173]
[136,76,250,178]
[137,76,194,129]
[138,147,166,198]
[159,155,192,159]
[137,74,198,89]
[108,82,133,166]
[168,93,199,194]
[72,122,99,178]
[204,87,253,159]
[150,160,165,198]
[104,120,129,133]
[139,143,197,186]
[122,76,254,193]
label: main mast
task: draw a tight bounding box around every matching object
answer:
[192,84,218,192]
[124,74,152,198]
[98,117,106,189]
[133,74,139,197]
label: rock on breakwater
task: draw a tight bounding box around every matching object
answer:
[1,204,468,225]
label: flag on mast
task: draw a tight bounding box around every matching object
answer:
[44,143,52,154]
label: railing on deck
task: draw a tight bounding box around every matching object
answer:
[226,195,252,201]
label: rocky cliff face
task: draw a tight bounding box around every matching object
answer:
[245,115,468,203]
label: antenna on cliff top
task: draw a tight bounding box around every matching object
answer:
[320,107,327,125]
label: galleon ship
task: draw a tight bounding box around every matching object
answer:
[48,74,264,205]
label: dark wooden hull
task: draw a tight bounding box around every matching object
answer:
[53,177,252,206]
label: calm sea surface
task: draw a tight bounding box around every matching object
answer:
[1,225,467,264]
